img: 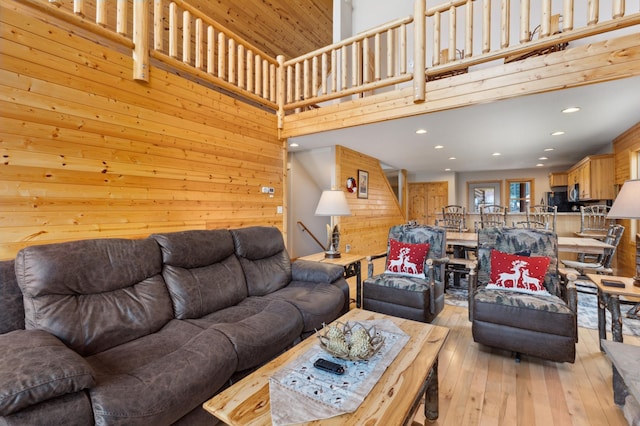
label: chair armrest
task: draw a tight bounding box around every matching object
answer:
[366,251,387,278]
[465,261,479,321]
[559,270,579,342]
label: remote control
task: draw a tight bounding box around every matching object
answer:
[313,358,345,375]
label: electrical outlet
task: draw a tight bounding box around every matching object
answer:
[277,206,283,214]
[345,244,351,253]
[261,187,269,193]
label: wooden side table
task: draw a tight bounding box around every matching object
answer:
[586,274,640,351]
[297,252,365,308]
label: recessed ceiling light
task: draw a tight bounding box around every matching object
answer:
[551,131,565,136]
[445,168,451,171]
[562,107,581,113]
[434,145,444,149]
[415,129,427,134]
[536,163,545,167]
[492,152,501,156]
[289,142,299,147]
[539,157,548,160]
[448,157,456,160]
[544,148,555,151]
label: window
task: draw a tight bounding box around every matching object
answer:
[506,179,534,212]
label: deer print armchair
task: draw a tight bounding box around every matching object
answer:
[363,224,448,323]
[469,227,578,363]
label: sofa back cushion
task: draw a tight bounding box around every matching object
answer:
[15,238,172,356]
[0,260,25,334]
[231,227,292,296]
[152,229,248,319]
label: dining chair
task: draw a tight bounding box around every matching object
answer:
[529,204,557,231]
[479,205,508,229]
[579,205,613,236]
[438,205,467,232]
[561,224,625,275]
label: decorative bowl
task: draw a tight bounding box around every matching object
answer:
[316,321,384,361]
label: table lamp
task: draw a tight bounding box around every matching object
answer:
[608,179,640,286]
[315,189,351,258]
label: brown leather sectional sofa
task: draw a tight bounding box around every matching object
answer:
[0,226,349,425]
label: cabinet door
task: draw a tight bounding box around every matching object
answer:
[426,182,448,226]
[580,162,591,199]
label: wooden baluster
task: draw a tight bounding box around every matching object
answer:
[254,54,261,95]
[521,0,531,42]
[207,26,215,74]
[169,3,178,58]
[413,0,425,102]
[501,0,510,48]
[228,39,235,84]
[341,46,348,89]
[483,0,491,53]
[237,44,245,89]
[195,18,204,70]
[116,0,127,35]
[613,0,625,19]
[351,41,359,91]
[303,58,310,100]
[312,55,319,97]
[433,11,441,66]
[153,0,163,50]
[287,65,294,103]
[246,50,254,92]
[269,63,276,103]
[132,0,148,81]
[182,11,191,64]
[277,55,285,129]
[465,0,473,57]
[387,28,395,78]
[564,0,574,31]
[217,32,225,79]
[449,6,456,62]
[96,0,106,27]
[74,0,84,16]
[588,0,599,25]
[262,60,269,99]
[363,37,370,84]
[400,23,407,74]
[321,52,328,95]
[541,0,551,37]
[331,49,337,92]
[374,32,381,81]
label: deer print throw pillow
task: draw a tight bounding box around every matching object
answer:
[384,239,430,278]
[486,249,551,295]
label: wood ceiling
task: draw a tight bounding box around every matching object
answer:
[186,0,333,59]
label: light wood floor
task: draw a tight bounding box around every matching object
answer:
[346,275,640,426]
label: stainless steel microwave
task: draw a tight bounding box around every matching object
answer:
[568,184,579,202]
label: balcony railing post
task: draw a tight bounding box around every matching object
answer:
[277,55,285,130]
[133,0,149,81]
[413,0,426,103]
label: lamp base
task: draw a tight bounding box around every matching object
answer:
[324,250,341,259]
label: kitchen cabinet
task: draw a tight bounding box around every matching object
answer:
[549,172,568,187]
[566,154,614,200]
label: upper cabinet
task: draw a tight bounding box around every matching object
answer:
[567,154,615,200]
[549,172,568,187]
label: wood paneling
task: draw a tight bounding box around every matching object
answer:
[613,121,640,277]
[335,146,406,256]
[0,1,282,260]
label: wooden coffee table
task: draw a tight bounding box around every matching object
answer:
[203,309,449,425]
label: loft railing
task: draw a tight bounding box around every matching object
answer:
[21,0,640,126]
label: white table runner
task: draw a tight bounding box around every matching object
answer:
[269,319,410,425]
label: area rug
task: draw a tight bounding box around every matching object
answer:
[445,285,640,337]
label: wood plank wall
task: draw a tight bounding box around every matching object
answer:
[612,121,640,277]
[0,1,282,260]
[336,146,406,257]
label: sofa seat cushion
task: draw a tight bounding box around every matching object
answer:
[85,320,237,426]
[474,288,575,337]
[187,297,303,371]
[0,260,24,334]
[264,281,345,332]
[0,330,95,416]
[0,391,93,426]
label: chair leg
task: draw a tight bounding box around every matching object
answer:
[627,303,640,320]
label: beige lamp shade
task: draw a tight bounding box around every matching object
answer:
[608,179,640,219]
[315,190,351,216]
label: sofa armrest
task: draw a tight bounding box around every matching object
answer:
[0,330,95,416]
[291,260,344,283]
